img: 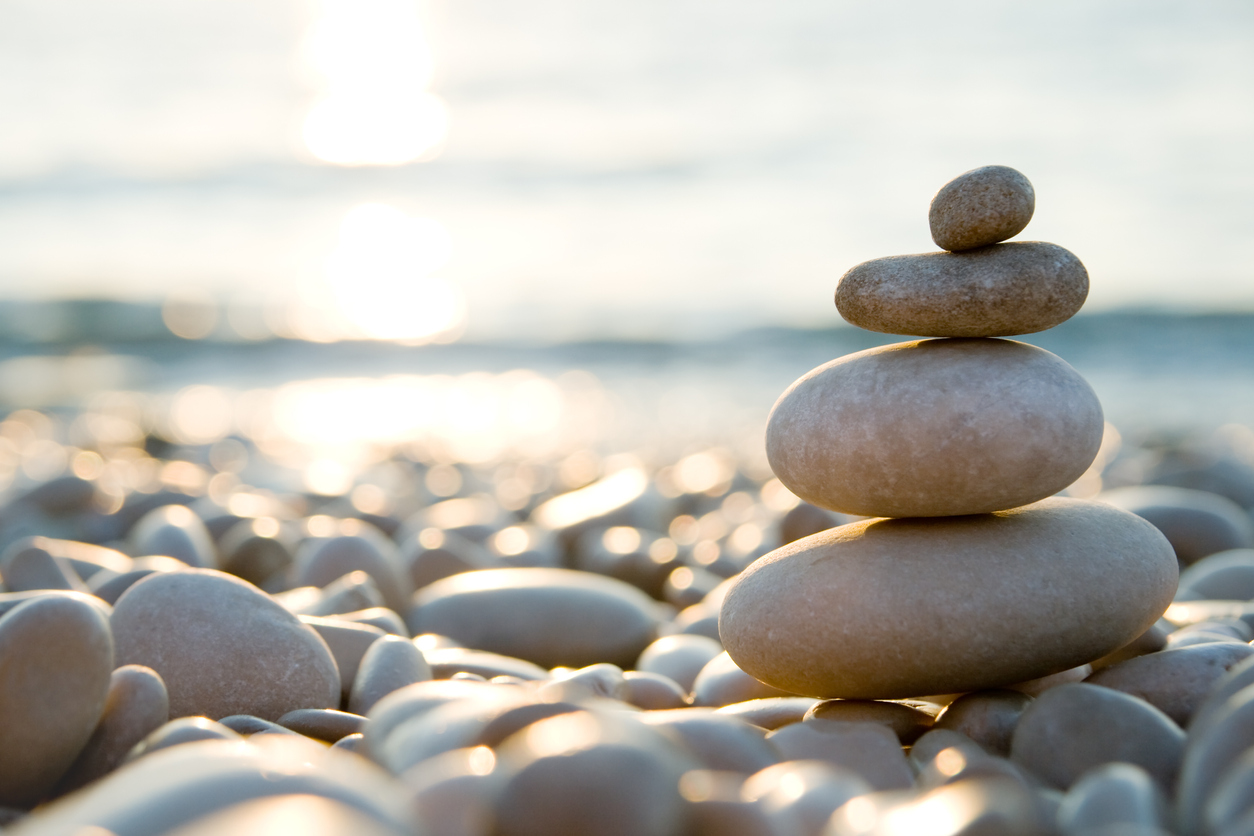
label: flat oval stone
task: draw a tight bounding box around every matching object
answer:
[720,498,1177,698]
[1010,683,1184,790]
[766,339,1103,517]
[0,594,114,808]
[836,242,1087,337]
[111,569,340,720]
[928,164,1035,251]
[408,568,660,669]
[636,634,724,694]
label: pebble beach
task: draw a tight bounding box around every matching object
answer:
[1,169,1254,836]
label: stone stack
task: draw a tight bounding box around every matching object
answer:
[720,165,1180,699]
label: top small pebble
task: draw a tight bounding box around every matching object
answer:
[929,165,1035,251]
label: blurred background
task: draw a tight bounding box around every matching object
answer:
[0,0,1251,498]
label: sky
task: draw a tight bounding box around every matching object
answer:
[0,0,1250,341]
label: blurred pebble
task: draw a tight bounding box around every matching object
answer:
[1177,548,1254,601]
[330,606,409,636]
[907,729,987,773]
[54,664,170,795]
[126,718,242,762]
[680,770,784,836]
[129,504,218,569]
[217,517,292,587]
[278,708,366,742]
[0,538,90,592]
[218,715,300,736]
[299,615,386,705]
[112,569,340,720]
[636,633,724,693]
[623,670,690,710]
[804,699,935,744]
[1056,762,1167,834]
[162,794,409,836]
[1009,683,1184,790]
[1100,485,1254,565]
[423,647,550,681]
[1090,621,1172,670]
[640,708,780,774]
[300,570,388,617]
[741,759,871,836]
[291,527,411,614]
[402,746,503,836]
[933,689,1032,756]
[349,634,432,715]
[1086,641,1254,725]
[1206,748,1254,836]
[408,567,660,669]
[766,720,913,791]
[716,697,819,730]
[1177,685,1254,836]
[694,651,799,707]
[0,593,114,808]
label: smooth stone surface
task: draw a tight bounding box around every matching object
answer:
[163,795,408,836]
[908,728,988,772]
[218,714,300,736]
[1057,762,1167,834]
[1177,549,1254,600]
[125,717,243,762]
[331,607,408,637]
[836,242,1086,338]
[349,634,432,715]
[765,339,1104,517]
[300,570,388,617]
[1207,749,1254,836]
[804,699,934,744]
[112,569,340,720]
[1086,642,1254,725]
[277,708,366,742]
[721,498,1177,698]
[716,698,820,730]
[640,708,780,774]
[217,517,292,587]
[693,651,799,707]
[10,736,414,836]
[292,530,411,614]
[742,760,871,836]
[765,719,913,791]
[928,164,1035,251]
[1100,485,1254,565]
[300,615,386,705]
[0,594,114,808]
[636,633,724,694]
[408,567,660,669]
[130,504,218,569]
[1010,683,1184,790]
[55,664,170,794]
[1178,686,1254,836]
[623,670,690,710]
[933,689,1032,756]
[423,647,550,681]
[1190,655,1254,735]
[1090,621,1171,670]
[493,711,696,836]
[0,538,89,592]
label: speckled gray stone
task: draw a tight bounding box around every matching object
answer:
[720,498,1177,699]
[929,164,1035,251]
[111,569,340,720]
[766,338,1103,518]
[835,242,1088,337]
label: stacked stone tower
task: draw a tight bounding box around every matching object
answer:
[720,166,1179,699]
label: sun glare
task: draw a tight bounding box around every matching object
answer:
[302,0,448,166]
[326,203,465,343]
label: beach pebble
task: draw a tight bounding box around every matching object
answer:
[300,615,386,705]
[0,538,89,592]
[1086,641,1254,725]
[362,679,519,757]
[1007,663,1092,697]
[402,747,504,836]
[277,708,365,742]
[636,633,724,694]
[804,699,935,744]
[218,715,299,736]
[54,664,170,794]
[408,567,660,669]
[766,339,1103,517]
[766,719,913,791]
[399,527,496,591]
[836,242,1087,338]
[716,697,820,730]
[908,728,988,771]
[741,760,871,836]
[331,606,408,636]
[1009,683,1184,790]
[832,775,1050,836]
[1177,548,1254,600]
[640,709,779,774]
[492,711,696,836]
[111,569,340,720]
[623,670,691,710]
[1090,620,1171,670]
[292,527,411,614]
[720,498,1177,698]
[217,517,292,587]
[778,502,848,546]
[1206,749,1254,836]
[125,717,242,762]
[0,594,114,808]
[161,795,408,836]
[130,504,217,569]
[1177,686,1254,836]
[933,689,1032,756]
[693,651,799,707]
[11,736,413,836]
[1100,485,1254,565]
[1056,762,1167,835]
[300,570,388,617]
[348,634,431,715]
[928,164,1035,251]
[423,646,550,681]
[677,771,781,836]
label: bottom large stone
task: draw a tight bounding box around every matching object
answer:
[719,498,1177,699]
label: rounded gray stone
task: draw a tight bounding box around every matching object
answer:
[720,498,1178,699]
[928,164,1035,251]
[836,242,1087,337]
[766,339,1104,518]
[111,569,340,721]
